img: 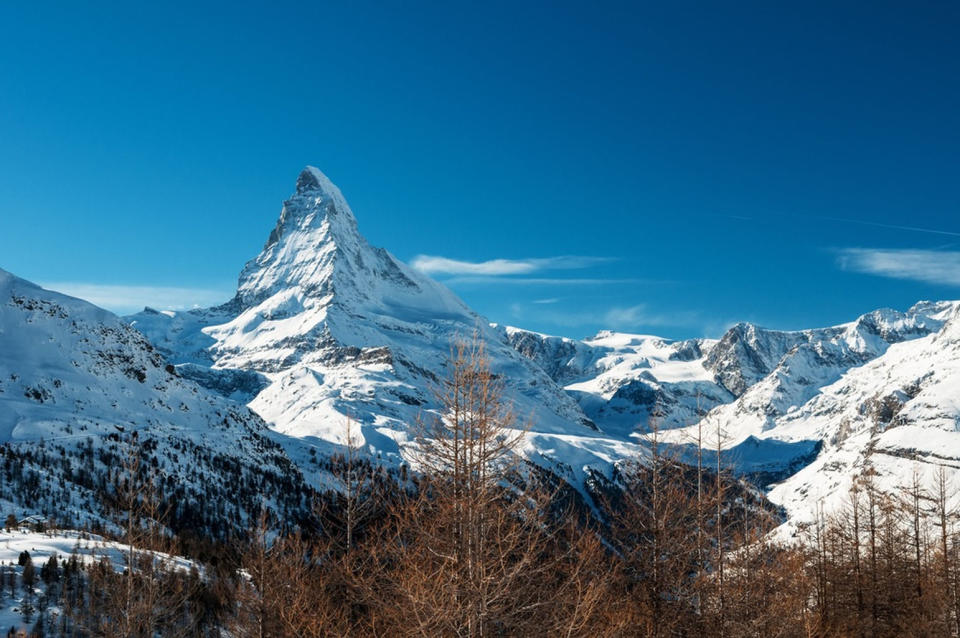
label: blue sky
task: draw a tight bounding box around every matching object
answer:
[1,1,958,339]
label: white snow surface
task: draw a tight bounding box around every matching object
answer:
[757,306,960,534]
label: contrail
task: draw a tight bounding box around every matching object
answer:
[812,215,960,238]
[721,212,960,238]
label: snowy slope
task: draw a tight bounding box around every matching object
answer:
[0,269,311,535]
[742,306,960,533]
[694,303,956,446]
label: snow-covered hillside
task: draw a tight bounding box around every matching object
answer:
[0,269,311,536]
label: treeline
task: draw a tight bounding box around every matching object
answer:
[14,339,960,636]
[0,427,311,543]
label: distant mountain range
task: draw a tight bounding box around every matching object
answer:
[3,167,958,534]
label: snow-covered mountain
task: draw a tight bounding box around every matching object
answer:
[121,165,960,530]
[504,302,960,531]
[718,303,960,533]
[494,326,733,434]
[0,268,311,536]
[504,303,954,438]
[129,168,626,492]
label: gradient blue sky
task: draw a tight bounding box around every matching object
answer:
[2,1,958,339]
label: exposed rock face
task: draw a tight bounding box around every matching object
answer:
[704,323,803,396]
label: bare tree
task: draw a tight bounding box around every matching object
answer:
[405,335,532,635]
[335,415,377,552]
[713,416,730,637]
[934,465,956,635]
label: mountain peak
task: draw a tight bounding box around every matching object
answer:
[231,167,366,307]
[285,166,357,229]
[231,167,467,320]
[296,166,348,203]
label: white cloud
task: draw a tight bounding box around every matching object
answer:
[532,297,561,304]
[410,255,612,276]
[39,282,232,315]
[836,248,960,286]
[411,256,536,275]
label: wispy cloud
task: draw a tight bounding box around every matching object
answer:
[836,248,960,286]
[410,255,612,276]
[39,282,233,315]
[602,305,676,327]
[512,302,701,331]
[532,297,561,304]
[600,304,705,329]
